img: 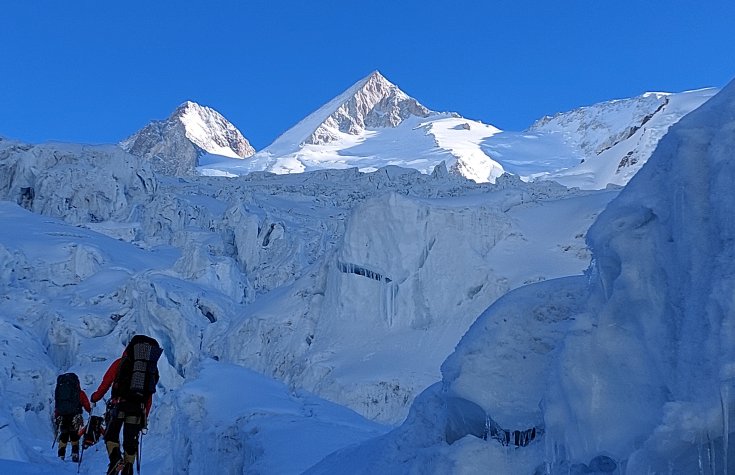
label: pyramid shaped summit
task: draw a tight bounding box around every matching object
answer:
[168,101,255,158]
[202,71,505,183]
[121,101,255,176]
[265,71,434,154]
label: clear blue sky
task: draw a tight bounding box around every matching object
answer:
[2,0,734,150]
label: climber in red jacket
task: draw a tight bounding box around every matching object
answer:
[90,335,162,475]
[54,372,91,462]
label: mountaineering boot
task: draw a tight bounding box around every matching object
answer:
[57,444,66,460]
[106,440,122,474]
[122,452,136,475]
[71,442,79,462]
[107,459,124,475]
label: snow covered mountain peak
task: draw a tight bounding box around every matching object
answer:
[264,70,434,154]
[120,100,255,176]
[170,100,256,157]
[200,77,715,188]
[201,72,505,183]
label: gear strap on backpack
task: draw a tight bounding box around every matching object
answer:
[114,335,163,405]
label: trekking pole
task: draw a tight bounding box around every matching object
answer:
[137,430,143,474]
[102,398,111,437]
[137,408,147,474]
[76,446,84,473]
[77,417,90,473]
[51,421,60,449]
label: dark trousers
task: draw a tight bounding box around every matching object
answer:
[104,402,144,465]
[58,414,82,456]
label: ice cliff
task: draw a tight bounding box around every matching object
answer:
[306,80,735,474]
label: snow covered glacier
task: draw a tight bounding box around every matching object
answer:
[0,72,730,474]
[0,132,616,473]
[307,79,735,474]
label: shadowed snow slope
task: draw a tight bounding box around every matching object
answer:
[306,80,735,474]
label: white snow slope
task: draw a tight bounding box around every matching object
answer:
[121,101,255,176]
[306,80,735,474]
[488,87,717,189]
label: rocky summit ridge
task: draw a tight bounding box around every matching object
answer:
[120,101,254,176]
[265,71,435,154]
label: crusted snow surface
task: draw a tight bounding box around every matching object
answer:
[120,101,255,176]
[307,81,735,474]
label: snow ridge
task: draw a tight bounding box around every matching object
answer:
[529,92,672,156]
[120,101,254,176]
[527,88,718,188]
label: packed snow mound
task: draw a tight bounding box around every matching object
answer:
[306,277,590,475]
[309,80,735,474]
[483,88,718,189]
[120,101,255,176]
[165,361,386,474]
